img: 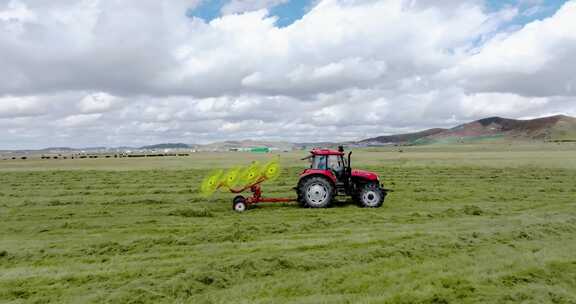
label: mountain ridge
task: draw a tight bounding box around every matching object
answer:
[2,115,575,153]
[362,114,576,145]
[360,128,447,144]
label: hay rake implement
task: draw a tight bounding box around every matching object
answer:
[200,157,295,212]
[200,147,390,212]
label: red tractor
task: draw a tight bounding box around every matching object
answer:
[230,146,389,212]
[296,146,388,208]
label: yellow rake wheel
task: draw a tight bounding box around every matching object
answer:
[262,157,281,181]
[240,162,262,186]
[200,170,223,197]
[221,167,242,189]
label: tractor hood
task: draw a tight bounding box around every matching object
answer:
[351,169,379,181]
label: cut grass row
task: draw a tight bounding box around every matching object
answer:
[1,163,575,303]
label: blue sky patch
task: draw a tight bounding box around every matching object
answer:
[188,0,314,27]
[270,0,314,27]
[187,0,228,21]
[188,0,568,28]
[486,0,568,26]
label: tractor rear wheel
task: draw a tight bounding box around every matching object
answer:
[357,183,385,208]
[299,176,334,208]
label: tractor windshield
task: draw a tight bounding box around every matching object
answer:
[311,155,327,169]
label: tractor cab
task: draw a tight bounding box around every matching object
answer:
[302,147,378,185]
[305,148,348,183]
[297,146,387,209]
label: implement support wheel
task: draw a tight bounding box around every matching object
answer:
[232,195,248,212]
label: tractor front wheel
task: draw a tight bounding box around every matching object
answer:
[357,183,385,208]
[232,195,248,212]
[299,176,334,208]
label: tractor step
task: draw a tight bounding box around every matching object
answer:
[336,183,348,195]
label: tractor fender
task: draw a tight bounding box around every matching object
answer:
[351,169,379,181]
[351,176,375,185]
[349,176,387,202]
[299,169,338,184]
[350,176,372,191]
[350,175,383,195]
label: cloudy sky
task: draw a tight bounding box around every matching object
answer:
[0,0,575,149]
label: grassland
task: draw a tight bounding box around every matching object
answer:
[1,144,575,303]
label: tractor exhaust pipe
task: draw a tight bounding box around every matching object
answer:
[347,151,352,176]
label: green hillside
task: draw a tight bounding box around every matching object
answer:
[549,117,576,141]
[364,115,576,145]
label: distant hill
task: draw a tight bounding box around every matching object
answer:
[4,115,575,154]
[360,128,447,144]
[40,147,75,151]
[201,140,294,151]
[293,142,343,150]
[361,115,576,145]
[140,143,191,149]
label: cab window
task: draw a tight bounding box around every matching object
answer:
[327,155,343,172]
[311,155,327,169]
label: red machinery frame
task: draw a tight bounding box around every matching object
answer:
[227,176,296,207]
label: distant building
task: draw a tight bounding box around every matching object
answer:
[250,147,270,153]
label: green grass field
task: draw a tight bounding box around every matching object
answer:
[1,144,576,303]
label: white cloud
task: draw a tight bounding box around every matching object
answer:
[459,93,549,118]
[56,113,102,127]
[0,96,44,118]
[0,0,502,97]
[441,1,576,97]
[78,93,121,114]
[0,0,574,149]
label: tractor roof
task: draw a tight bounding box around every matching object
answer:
[310,149,344,156]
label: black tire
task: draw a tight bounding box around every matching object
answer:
[232,196,248,212]
[298,176,334,208]
[356,183,385,208]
